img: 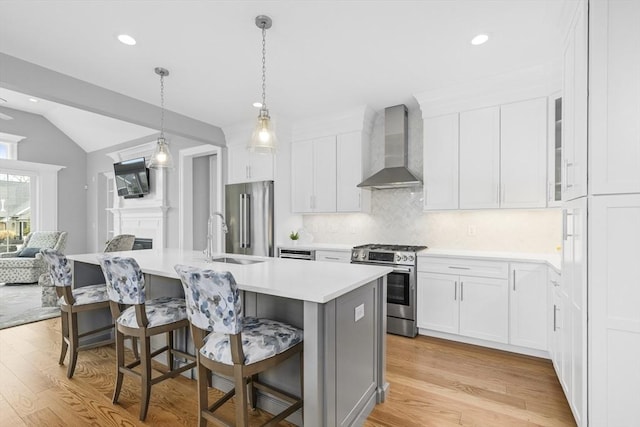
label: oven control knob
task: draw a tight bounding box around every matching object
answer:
[402,255,408,261]
[395,254,401,262]
[409,255,415,262]
[360,253,366,260]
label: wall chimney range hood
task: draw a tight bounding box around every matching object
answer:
[358,104,422,190]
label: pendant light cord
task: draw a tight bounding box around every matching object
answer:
[159,72,165,139]
[261,24,267,110]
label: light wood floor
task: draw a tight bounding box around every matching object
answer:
[0,318,575,426]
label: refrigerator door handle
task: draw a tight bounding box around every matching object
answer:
[240,193,251,248]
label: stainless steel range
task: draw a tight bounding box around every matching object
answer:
[351,244,427,338]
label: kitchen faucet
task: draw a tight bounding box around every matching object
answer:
[205,211,228,262]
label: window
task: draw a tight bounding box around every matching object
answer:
[0,132,24,160]
[0,173,31,253]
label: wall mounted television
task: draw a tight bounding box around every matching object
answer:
[114,157,150,198]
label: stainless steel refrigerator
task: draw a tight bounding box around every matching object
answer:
[225,180,274,257]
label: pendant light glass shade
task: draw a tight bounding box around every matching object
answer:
[149,136,173,168]
[249,108,277,153]
[248,15,277,153]
[149,67,173,169]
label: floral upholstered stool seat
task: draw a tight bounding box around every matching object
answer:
[174,265,304,427]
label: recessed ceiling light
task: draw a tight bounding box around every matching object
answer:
[0,97,7,103]
[252,102,263,108]
[118,34,137,46]
[28,98,39,103]
[471,34,489,45]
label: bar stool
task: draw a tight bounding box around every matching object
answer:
[98,255,196,421]
[40,249,114,378]
[174,264,304,427]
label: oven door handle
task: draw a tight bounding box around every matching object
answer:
[391,267,412,273]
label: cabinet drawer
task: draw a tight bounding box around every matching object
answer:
[316,250,351,263]
[418,256,508,279]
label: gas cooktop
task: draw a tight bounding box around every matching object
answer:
[353,244,428,252]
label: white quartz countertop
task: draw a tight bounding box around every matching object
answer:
[418,248,561,271]
[68,248,392,304]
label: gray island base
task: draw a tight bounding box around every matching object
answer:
[69,249,392,426]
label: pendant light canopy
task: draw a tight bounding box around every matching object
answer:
[248,15,277,153]
[149,67,174,169]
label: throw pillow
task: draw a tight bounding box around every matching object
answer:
[17,247,41,258]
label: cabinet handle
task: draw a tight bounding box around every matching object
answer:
[548,182,552,202]
[562,209,574,240]
[513,270,516,291]
[448,266,471,270]
[325,256,340,261]
[454,281,457,301]
[460,282,464,301]
[564,159,574,189]
[551,279,560,287]
[553,304,557,332]
[497,184,500,202]
[501,184,505,202]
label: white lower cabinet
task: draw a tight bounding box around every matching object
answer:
[417,258,509,345]
[417,272,459,334]
[315,249,351,263]
[509,263,548,350]
[418,256,551,355]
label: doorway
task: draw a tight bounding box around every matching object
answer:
[178,145,223,251]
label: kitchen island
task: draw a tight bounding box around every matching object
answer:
[68,248,392,427]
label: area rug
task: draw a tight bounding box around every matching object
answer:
[0,282,59,330]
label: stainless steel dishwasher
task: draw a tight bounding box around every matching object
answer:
[277,248,316,260]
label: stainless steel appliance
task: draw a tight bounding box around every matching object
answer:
[278,248,315,260]
[351,244,427,337]
[225,180,274,257]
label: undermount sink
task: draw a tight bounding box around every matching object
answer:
[210,257,263,265]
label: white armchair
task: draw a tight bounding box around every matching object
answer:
[0,231,68,284]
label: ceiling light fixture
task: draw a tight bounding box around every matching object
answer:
[248,15,277,153]
[149,67,173,169]
[252,102,263,108]
[28,98,39,103]
[118,34,137,46]
[471,34,489,45]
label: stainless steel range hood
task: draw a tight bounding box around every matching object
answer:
[358,104,422,190]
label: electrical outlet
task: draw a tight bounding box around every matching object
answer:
[355,304,365,322]
[467,225,477,236]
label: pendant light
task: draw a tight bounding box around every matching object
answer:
[248,15,277,153]
[149,67,174,169]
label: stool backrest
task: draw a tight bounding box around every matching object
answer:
[104,234,136,252]
[41,249,72,287]
[174,265,242,335]
[98,255,145,305]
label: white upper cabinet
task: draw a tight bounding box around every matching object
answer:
[423,113,459,210]
[548,94,563,207]
[291,107,374,214]
[313,136,338,212]
[337,131,371,212]
[589,0,640,195]
[500,98,548,208]
[459,106,501,209]
[562,0,588,201]
[227,144,274,184]
[291,136,336,213]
